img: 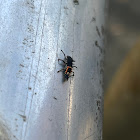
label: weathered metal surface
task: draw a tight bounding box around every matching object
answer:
[0,0,105,140]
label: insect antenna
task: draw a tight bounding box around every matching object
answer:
[61,50,66,58]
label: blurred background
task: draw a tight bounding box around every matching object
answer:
[103,0,140,140]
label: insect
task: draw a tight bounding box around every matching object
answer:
[57,50,77,80]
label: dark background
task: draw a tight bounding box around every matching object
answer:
[104,0,140,89]
[103,0,140,140]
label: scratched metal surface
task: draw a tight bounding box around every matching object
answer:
[0,0,105,140]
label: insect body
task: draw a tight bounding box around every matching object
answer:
[57,50,77,80]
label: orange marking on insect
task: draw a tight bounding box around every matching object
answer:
[65,66,72,74]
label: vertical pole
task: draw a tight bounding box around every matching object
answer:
[0,0,105,140]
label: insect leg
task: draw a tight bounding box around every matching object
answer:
[61,50,66,58]
[57,69,65,73]
[72,66,77,68]
[72,72,74,76]
[58,59,66,64]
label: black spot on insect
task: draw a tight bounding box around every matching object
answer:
[57,50,77,81]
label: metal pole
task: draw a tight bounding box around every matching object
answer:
[0,0,105,140]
